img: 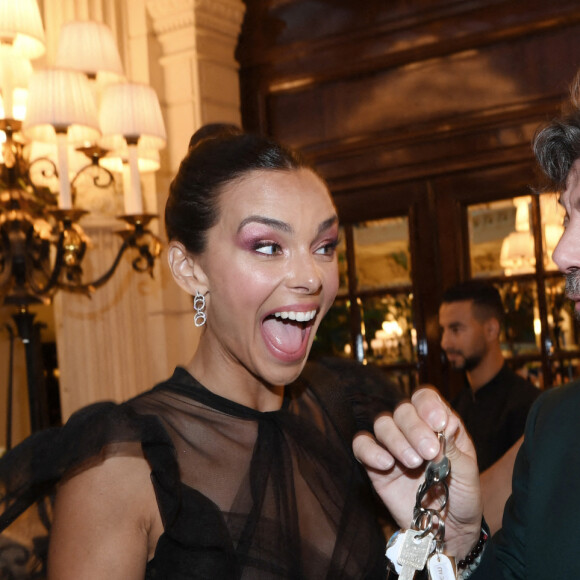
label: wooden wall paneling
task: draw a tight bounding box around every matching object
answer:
[261,29,578,172]
[239,3,580,225]
[240,1,580,82]
[332,181,425,224]
[410,184,447,389]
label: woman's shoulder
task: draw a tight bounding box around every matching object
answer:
[0,375,183,532]
[49,447,162,577]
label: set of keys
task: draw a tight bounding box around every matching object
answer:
[385,432,457,579]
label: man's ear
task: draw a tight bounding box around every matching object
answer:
[167,241,208,295]
[484,317,500,342]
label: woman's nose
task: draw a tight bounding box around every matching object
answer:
[287,252,323,293]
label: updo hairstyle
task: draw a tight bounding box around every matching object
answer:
[165,124,313,255]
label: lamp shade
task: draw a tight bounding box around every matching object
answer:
[55,20,124,84]
[22,68,100,145]
[500,231,536,275]
[99,82,166,151]
[0,0,45,59]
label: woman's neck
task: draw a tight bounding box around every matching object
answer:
[184,347,285,412]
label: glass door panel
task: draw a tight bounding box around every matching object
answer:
[468,196,534,278]
[311,299,351,359]
[362,293,416,365]
[496,279,540,356]
[353,217,411,289]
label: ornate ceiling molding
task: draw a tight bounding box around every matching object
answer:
[146,0,245,37]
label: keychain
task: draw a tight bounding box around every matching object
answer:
[385,432,456,579]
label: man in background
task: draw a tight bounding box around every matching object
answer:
[439,279,539,472]
[439,280,539,532]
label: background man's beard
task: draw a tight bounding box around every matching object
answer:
[463,354,483,372]
[448,352,483,372]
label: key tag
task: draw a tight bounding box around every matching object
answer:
[427,549,456,580]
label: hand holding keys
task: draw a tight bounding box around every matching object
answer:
[386,432,456,580]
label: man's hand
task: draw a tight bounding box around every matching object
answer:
[353,386,483,558]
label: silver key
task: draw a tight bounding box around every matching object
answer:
[397,528,435,580]
[385,529,404,574]
[427,552,456,580]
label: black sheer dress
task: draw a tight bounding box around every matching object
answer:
[0,360,401,579]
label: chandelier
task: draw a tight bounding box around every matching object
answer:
[499,197,536,276]
[0,0,167,435]
[0,1,166,308]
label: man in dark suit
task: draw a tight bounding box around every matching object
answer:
[353,73,580,579]
[475,73,580,579]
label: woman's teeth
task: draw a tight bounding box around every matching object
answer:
[274,309,317,322]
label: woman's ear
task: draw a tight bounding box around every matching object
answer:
[167,242,208,295]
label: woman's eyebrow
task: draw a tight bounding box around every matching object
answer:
[238,215,292,233]
[237,214,338,235]
[317,215,338,236]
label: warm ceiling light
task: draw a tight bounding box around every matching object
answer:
[0,0,45,59]
[23,68,101,144]
[99,82,167,151]
[55,20,125,84]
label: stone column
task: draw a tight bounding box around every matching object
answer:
[45,0,245,421]
[143,0,246,385]
[145,0,246,171]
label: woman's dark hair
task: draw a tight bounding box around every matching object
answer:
[533,71,580,192]
[165,124,314,254]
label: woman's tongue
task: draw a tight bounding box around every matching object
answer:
[262,316,304,354]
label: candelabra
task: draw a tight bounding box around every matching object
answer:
[0,1,167,437]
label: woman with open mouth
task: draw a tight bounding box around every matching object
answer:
[0,124,402,579]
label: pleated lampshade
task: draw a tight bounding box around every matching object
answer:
[55,20,125,84]
[0,0,46,59]
[22,68,101,145]
[99,82,166,151]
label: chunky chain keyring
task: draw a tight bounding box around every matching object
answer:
[413,432,450,540]
[385,432,457,579]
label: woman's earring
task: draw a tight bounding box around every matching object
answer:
[193,290,207,327]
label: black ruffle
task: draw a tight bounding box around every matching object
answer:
[0,361,401,579]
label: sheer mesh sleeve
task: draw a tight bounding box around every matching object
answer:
[0,365,392,579]
[0,400,180,578]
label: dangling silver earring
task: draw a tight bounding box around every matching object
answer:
[193,290,207,327]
